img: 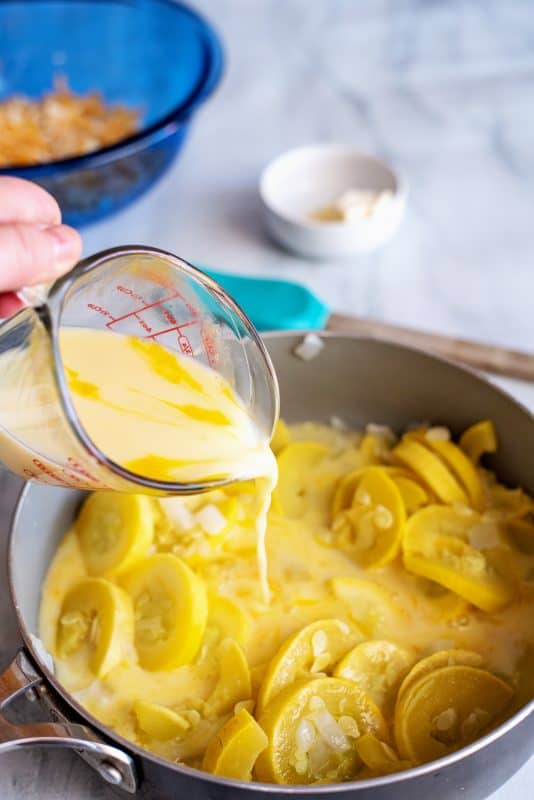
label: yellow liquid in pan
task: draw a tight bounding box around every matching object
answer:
[40,419,534,784]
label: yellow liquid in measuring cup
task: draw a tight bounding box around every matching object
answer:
[59,328,277,600]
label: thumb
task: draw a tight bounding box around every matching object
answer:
[0,222,82,293]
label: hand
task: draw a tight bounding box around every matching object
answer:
[0,177,82,317]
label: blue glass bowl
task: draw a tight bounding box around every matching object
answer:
[0,0,224,227]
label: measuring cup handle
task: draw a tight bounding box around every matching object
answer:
[0,650,137,792]
[16,283,51,308]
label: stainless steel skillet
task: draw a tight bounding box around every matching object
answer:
[2,333,534,800]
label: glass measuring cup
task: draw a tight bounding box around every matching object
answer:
[0,246,279,493]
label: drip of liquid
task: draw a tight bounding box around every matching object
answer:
[59,329,277,600]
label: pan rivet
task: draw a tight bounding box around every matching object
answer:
[98,761,122,785]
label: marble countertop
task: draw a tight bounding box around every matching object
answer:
[1,0,534,797]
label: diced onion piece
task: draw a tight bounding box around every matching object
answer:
[197,504,228,536]
[296,719,316,753]
[425,427,451,442]
[159,498,195,531]
[293,334,324,362]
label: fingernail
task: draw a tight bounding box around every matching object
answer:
[47,224,82,272]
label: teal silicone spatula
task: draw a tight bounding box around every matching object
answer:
[204,268,534,383]
[205,269,329,332]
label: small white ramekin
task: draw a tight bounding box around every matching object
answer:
[259,144,406,259]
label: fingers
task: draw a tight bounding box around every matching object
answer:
[0,178,82,317]
[0,222,82,292]
[0,177,61,226]
[0,293,24,318]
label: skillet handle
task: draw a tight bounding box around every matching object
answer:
[0,650,137,793]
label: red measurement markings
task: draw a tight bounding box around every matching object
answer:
[137,267,201,316]
[146,318,199,356]
[104,289,181,332]
[23,467,43,480]
[66,457,102,484]
[145,318,197,340]
[161,304,177,326]
[179,334,194,355]
[178,293,199,318]
[117,285,147,304]
[23,457,108,489]
[133,270,200,318]
[87,303,114,321]
[134,314,152,334]
[201,323,218,368]
[26,458,73,487]
[87,283,202,353]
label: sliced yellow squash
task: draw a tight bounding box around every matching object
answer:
[256,618,357,715]
[402,506,515,612]
[405,504,478,541]
[333,467,406,569]
[355,732,412,775]
[205,638,252,717]
[513,644,534,708]
[394,665,513,763]
[330,578,406,638]
[331,467,365,517]
[396,649,484,708]
[134,701,190,740]
[56,577,133,678]
[270,419,291,455]
[273,442,331,519]
[490,485,534,517]
[394,440,467,505]
[250,662,269,698]
[459,420,497,464]
[415,578,470,623]
[425,439,484,510]
[506,513,534,554]
[202,708,268,780]
[334,640,414,714]
[392,476,430,514]
[332,466,419,519]
[207,594,250,646]
[76,492,154,577]
[121,553,207,670]
[359,432,391,465]
[256,676,387,785]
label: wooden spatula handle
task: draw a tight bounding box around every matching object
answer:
[327,313,534,383]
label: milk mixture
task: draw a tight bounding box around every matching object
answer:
[40,414,534,784]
